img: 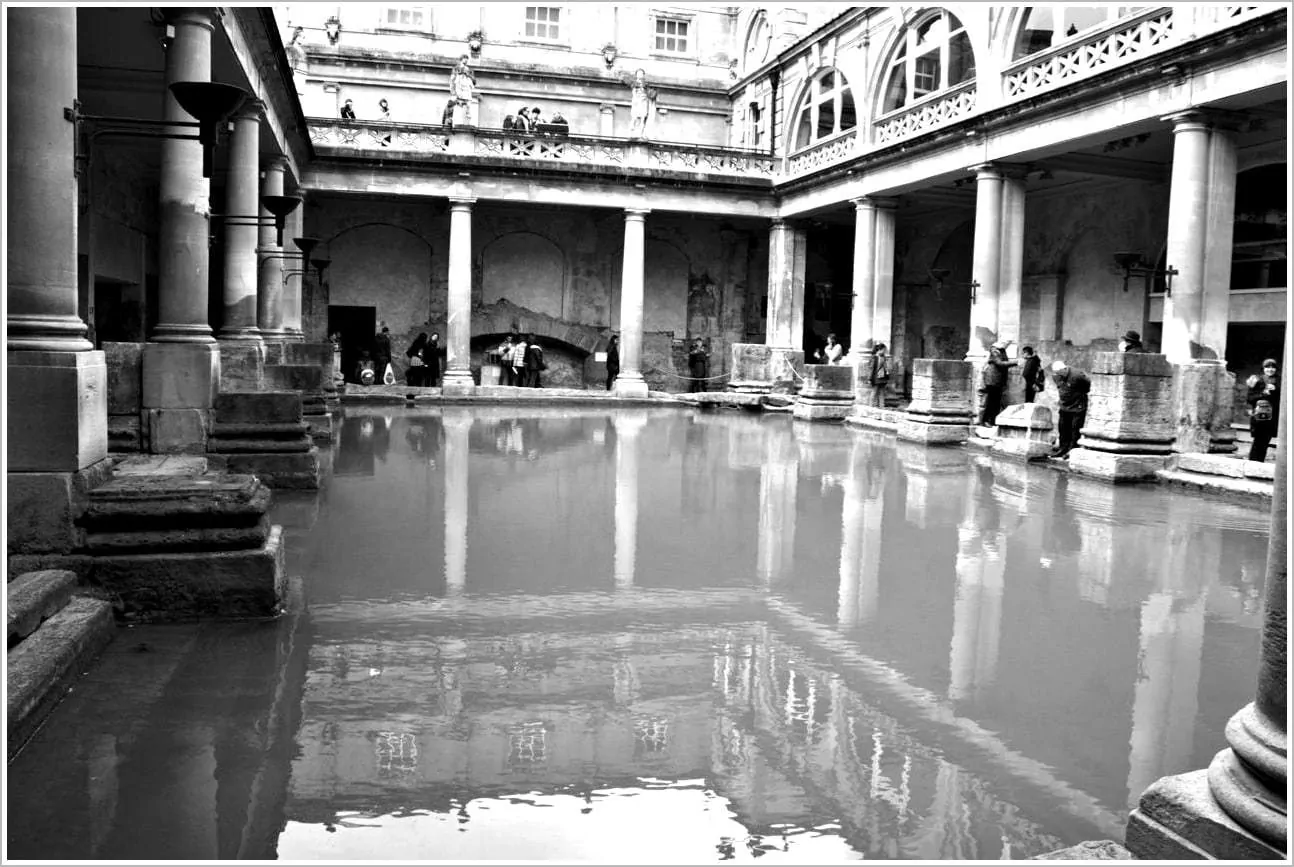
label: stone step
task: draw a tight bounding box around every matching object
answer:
[211,422,311,438]
[113,455,210,476]
[83,473,272,532]
[1156,468,1273,501]
[6,596,116,760]
[7,570,78,647]
[207,436,313,453]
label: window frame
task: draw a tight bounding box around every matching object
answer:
[1013,6,1151,60]
[377,5,432,34]
[651,12,695,58]
[790,68,857,153]
[880,10,975,116]
[522,5,566,44]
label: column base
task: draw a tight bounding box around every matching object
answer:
[218,340,267,392]
[142,341,219,409]
[1126,767,1285,860]
[613,373,650,397]
[8,349,109,472]
[7,459,115,555]
[441,369,476,396]
[147,408,211,454]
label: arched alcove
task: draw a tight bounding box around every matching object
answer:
[481,232,566,319]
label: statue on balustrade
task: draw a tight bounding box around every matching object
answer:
[625,68,656,138]
[450,54,476,105]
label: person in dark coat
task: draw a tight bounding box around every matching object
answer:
[405,332,428,386]
[524,334,545,388]
[1020,345,1044,403]
[605,335,620,391]
[1049,359,1091,459]
[687,338,710,393]
[1119,330,1145,353]
[373,326,393,384]
[977,343,1017,426]
[1246,357,1281,462]
[422,332,444,387]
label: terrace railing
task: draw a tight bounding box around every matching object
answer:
[872,81,977,147]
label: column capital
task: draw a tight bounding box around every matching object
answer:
[970,163,1005,180]
[163,7,217,31]
[624,208,649,220]
[850,197,877,212]
[1161,110,1213,133]
[599,102,617,112]
[449,196,476,210]
[232,99,265,122]
[262,154,289,175]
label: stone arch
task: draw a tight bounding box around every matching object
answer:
[480,231,566,319]
[324,221,435,335]
[870,8,977,129]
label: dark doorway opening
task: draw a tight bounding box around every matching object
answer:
[329,305,377,383]
[94,278,146,346]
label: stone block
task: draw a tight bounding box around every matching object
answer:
[1088,350,1174,377]
[844,404,902,431]
[103,342,143,415]
[262,341,289,364]
[1244,461,1275,481]
[282,341,332,367]
[141,342,219,409]
[992,403,1055,460]
[800,363,854,398]
[264,362,326,392]
[7,349,109,472]
[222,449,322,490]
[791,399,851,421]
[897,418,971,444]
[89,525,286,622]
[1176,453,1245,478]
[107,414,143,453]
[1066,448,1168,482]
[112,455,210,476]
[7,469,102,555]
[305,412,336,442]
[218,341,266,392]
[85,515,272,554]
[1125,767,1285,860]
[1173,362,1235,455]
[147,408,210,454]
[214,391,303,424]
[84,472,272,530]
[7,569,79,645]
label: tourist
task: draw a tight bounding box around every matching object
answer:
[978,342,1017,427]
[1020,345,1044,403]
[605,335,620,391]
[515,106,532,131]
[373,325,393,383]
[355,350,376,386]
[511,333,528,385]
[818,333,844,365]
[405,332,428,386]
[497,334,516,386]
[1119,330,1144,352]
[688,338,710,392]
[377,97,393,146]
[1246,358,1281,463]
[524,334,546,387]
[867,343,891,407]
[423,332,444,387]
[1049,359,1091,459]
[340,98,356,120]
[531,106,545,127]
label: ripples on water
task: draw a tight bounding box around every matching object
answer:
[5,407,1272,861]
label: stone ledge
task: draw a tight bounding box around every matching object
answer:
[1032,840,1132,860]
[1157,469,1273,501]
[7,570,78,646]
[6,596,116,761]
[1126,767,1285,860]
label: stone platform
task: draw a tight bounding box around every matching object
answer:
[208,392,321,489]
[792,364,854,421]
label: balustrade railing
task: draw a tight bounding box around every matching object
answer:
[873,82,977,147]
[308,118,775,179]
[786,129,858,176]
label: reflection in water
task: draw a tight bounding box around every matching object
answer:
[5,408,1273,861]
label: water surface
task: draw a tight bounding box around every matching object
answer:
[6,406,1271,860]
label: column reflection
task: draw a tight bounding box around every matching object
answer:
[837,438,887,628]
[948,465,1005,703]
[443,410,471,597]
[613,414,645,590]
[757,423,798,589]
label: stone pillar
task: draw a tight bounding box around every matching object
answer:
[1161,112,1215,364]
[599,102,616,137]
[219,102,262,342]
[1126,338,1287,860]
[948,521,1005,703]
[1067,352,1177,481]
[614,208,650,396]
[142,8,220,453]
[256,157,288,340]
[996,170,1027,350]
[848,199,877,358]
[613,413,645,590]
[282,195,305,342]
[443,411,469,597]
[767,218,807,349]
[837,440,886,628]
[872,199,897,356]
[442,197,476,395]
[967,164,1004,360]
[791,364,854,421]
[897,358,974,444]
[7,7,110,556]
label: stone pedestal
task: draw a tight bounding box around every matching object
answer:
[1067,352,1175,482]
[1126,768,1283,859]
[792,364,854,421]
[729,343,803,394]
[207,392,320,489]
[142,342,219,454]
[1174,361,1238,454]
[991,403,1053,461]
[219,340,266,392]
[104,342,145,452]
[8,350,109,471]
[264,357,333,443]
[7,459,114,557]
[897,358,973,444]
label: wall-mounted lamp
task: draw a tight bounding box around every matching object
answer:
[602,43,618,68]
[1113,251,1177,295]
[325,16,342,45]
[929,267,981,304]
[467,30,485,56]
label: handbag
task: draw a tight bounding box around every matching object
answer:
[1253,399,1274,422]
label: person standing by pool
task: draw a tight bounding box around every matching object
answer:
[405,332,428,386]
[1246,357,1281,462]
[867,342,891,407]
[1019,345,1044,404]
[1049,359,1091,459]
[497,334,516,386]
[423,332,444,388]
[1118,330,1145,352]
[524,334,546,388]
[511,333,528,386]
[605,335,620,391]
[373,325,393,385]
[688,338,710,392]
[978,342,1017,427]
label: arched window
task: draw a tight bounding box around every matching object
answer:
[882,11,975,113]
[745,11,772,70]
[1014,7,1151,58]
[746,101,763,147]
[792,69,856,150]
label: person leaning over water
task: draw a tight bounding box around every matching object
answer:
[1246,357,1281,463]
[1049,359,1091,460]
[978,342,1017,427]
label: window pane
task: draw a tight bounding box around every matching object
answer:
[677,37,687,52]
[387,9,398,24]
[526,21,536,36]
[820,71,835,91]
[816,99,835,139]
[550,8,559,23]
[914,52,940,95]
[412,10,423,26]
[883,63,906,111]
[839,88,856,130]
[949,32,974,85]
[795,108,812,149]
[1016,7,1056,58]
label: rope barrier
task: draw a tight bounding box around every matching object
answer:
[646,368,734,382]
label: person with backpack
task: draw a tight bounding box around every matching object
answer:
[977,342,1017,426]
[867,342,891,407]
[524,334,546,387]
[1246,358,1281,462]
[1020,345,1045,403]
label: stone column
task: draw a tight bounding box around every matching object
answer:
[599,102,616,137]
[997,170,1027,351]
[872,199,897,355]
[838,441,886,627]
[142,8,220,453]
[848,199,877,358]
[1161,112,1213,364]
[256,157,288,340]
[219,102,262,342]
[614,208,650,396]
[442,197,476,394]
[1127,337,1288,860]
[613,413,645,590]
[968,164,1004,360]
[7,7,110,555]
[443,410,470,597]
[765,218,808,392]
[282,195,305,341]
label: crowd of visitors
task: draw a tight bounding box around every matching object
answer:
[495,333,547,388]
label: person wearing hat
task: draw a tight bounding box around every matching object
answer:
[1119,330,1144,353]
[1049,359,1091,459]
[977,342,1017,427]
[1246,357,1281,462]
[340,98,356,120]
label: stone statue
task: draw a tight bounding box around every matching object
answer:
[627,68,651,137]
[449,54,476,104]
[285,26,307,96]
